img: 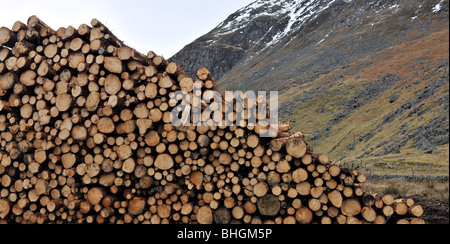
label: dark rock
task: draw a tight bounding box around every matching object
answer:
[390,94,399,103]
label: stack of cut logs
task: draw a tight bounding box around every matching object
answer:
[0,16,426,224]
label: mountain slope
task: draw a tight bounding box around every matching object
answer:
[170,0,449,170]
[170,0,342,80]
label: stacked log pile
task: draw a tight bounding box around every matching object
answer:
[0,16,426,224]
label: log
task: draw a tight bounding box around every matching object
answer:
[247,134,260,149]
[328,190,343,208]
[117,46,134,60]
[396,219,410,225]
[104,57,123,74]
[356,174,367,184]
[197,67,212,81]
[296,207,313,224]
[34,149,47,164]
[97,117,115,134]
[382,195,395,206]
[257,194,280,217]
[253,182,269,197]
[286,138,307,158]
[72,126,87,141]
[68,53,85,69]
[122,158,136,174]
[55,94,73,112]
[196,206,213,224]
[296,182,311,196]
[231,206,244,220]
[117,144,132,160]
[158,74,173,89]
[145,131,160,147]
[0,27,16,47]
[361,207,377,222]
[341,199,362,217]
[91,18,125,47]
[328,165,341,177]
[374,215,386,224]
[292,168,308,183]
[35,179,50,196]
[394,201,408,216]
[78,24,91,36]
[27,15,55,37]
[362,194,376,207]
[410,218,426,225]
[155,154,174,170]
[128,197,146,215]
[409,205,424,218]
[0,72,18,91]
[87,188,104,205]
[44,44,58,58]
[382,206,394,217]
[0,199,10,219]
[166,62,180,75]
[61,153,77,169]
[214,207,231,224]
[104,74,122,95]
[86,92,101,111]
[308,198,321,212]
[276,160,291,173]
[190,171,204,187]
[37,61,55,77]
[19,70,37,87]
[180,77,194,93]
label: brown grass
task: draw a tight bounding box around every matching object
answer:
[363,179,449,198]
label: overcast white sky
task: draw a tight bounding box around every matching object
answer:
[0,0,254,58]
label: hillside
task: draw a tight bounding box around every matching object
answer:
[170,0,449,173]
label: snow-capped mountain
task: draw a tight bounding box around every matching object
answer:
[213,0,337,48]
[171,0,347,80]
[170,0,449,163]
[171,0,448,82]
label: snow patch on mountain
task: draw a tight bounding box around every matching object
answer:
[317,30,333,46]
[214,0,287,37]
[213,0,342,49]
[263,0,337,49]
[433,0,444,13]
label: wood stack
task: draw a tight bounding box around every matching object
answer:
[0,16,426,224]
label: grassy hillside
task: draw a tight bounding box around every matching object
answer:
[290,28,449,168]
[216,2,449,176]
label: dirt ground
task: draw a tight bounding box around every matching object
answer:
[412,196,449,224]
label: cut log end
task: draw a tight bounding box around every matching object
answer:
[342,199,362,217]
[257,194,280,217]
[286,138,307,159]
[155,154,174,170]
[197,206,213,224]
[0,199,10,219]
